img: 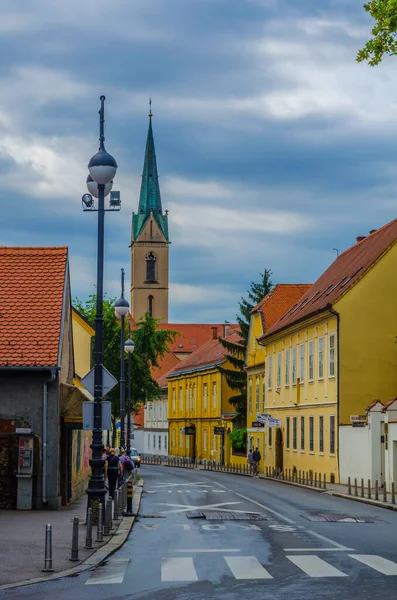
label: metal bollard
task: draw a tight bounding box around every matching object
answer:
[43,524,54,572]
[124,479,134,516]
[368,479,371,499]
[361,478,364,498]
[354,478,358,497]
[323,474,327,489]
[97,503,104,542]
[104,499,110,536]
[70,517,79,561]
[347,476,351,495]
[375,480,379,501]
[392,482,396,504]
[107,498,113,532]
[383,482,387,503]
[314,473,317,488]
[114,489,119,520]
[86,508,93,549]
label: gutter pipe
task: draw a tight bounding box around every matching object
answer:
[42,370,57,505]
[327,305,340,482]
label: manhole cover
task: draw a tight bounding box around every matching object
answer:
[186,511,267,520]
[303,513,384,523]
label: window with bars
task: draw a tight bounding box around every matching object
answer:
[301,416,305,451]
[268,356,273,389]
[277,353,281,388]
[292,347,297,384]
[309,416,314,451]
[330,415,335,454]
[285,348,290,386]
[329,334,335,377]
[300,344,305,383]
[268,425,272,447]
[286,417,290,449]
[319,416,324,452]
[318,337,324,379]
[309,341,314,381]
[293,417,297,450]
[159,436,162,450]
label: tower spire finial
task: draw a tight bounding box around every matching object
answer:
[149,97,152,119]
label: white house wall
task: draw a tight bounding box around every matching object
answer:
[339,425,372,483]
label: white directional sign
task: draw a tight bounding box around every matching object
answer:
[256,413,272,422]
[80,366,118,397]
[266,417,282,428]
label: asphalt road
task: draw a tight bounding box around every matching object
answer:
[2,466,397,600]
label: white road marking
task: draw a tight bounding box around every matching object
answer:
[306,530,354,551]
[214,482,295,524]
[174,524,191,530]
[156,501,242,514]
[202,524,227,530]
[350,554,397,575]
[269,525,297,532]
[211,490,225,493]
[236,524,262,531]
[284,548,355,552]
[172,549,240,553]
[287,555,347,578]
[152,482,211,488]
[161,557,198,582]
[85,558,129,585]
[225,556,273,580]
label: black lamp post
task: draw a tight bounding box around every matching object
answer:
[115,268,129,451]
[83,96,120,514]
[124,325,135,457]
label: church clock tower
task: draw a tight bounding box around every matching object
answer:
[130,110,170,322]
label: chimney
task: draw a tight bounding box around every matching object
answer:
[356,236,366,243]
[223,321,230,338]
[211,326,218,340]
[369,229,377,234]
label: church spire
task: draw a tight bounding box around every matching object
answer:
[133,107,169,241]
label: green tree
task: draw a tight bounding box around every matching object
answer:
[219,269,273,424]
[357,1,397,65]
[73,294,176,417]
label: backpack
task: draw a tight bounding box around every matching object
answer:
[123,457,134,472]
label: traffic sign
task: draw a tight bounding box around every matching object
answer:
[252,422,265,428]
[350,415,367,422]
[80,366,118,397]
[266,417,282,428]
[183,426,196,435]
[83,401,112,430]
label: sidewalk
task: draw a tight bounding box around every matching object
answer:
[0,481,143,588]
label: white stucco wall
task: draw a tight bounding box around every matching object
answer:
[339,425,372,483]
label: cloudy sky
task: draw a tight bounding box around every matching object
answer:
[0,0,394,323]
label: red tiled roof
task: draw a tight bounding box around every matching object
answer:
[0,247,68,367]
[263,219,397,338]
[253,284,311,332]
[133,406,144,428]
[167,330,241,377]
[151,350,180,385]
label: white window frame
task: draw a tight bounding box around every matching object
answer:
[292,346,297,384]
[172,388,176,412]
[268,355,273,390]
[329,333,335,378]
[255,376,260,412]
[285,348,290,386]
[179,387,183,411]
[277,353,281,388]
[203,429,207,451]
[319,415,324,452]
[204,384,208,410]
[300,344,305,383]
[193,385,196,409]
[213,382,217,410]
[185,387,189,410]
[262,375,266,410]
[308,341,314,381]
[318,337,324,380]
[159,404,162,420]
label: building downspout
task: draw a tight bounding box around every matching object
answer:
[42,370,57,505]
[328,305,340,482]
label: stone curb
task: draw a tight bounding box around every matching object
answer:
[0,481,144,591]
[259,475,327,492]
[328,491,397,512]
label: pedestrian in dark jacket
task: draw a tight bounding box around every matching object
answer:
[105,448,123,498]
[252,448,261,476]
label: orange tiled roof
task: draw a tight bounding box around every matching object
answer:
[253,284,311,332]
[151,350,180,385]
[133,406,144,428]
[263,219,397,339]
[167,330,241,377]
[0,247,68,367]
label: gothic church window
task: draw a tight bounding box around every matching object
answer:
[146,252,157,283]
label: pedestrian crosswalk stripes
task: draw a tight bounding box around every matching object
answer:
[85,554,397,585]
[225,556,273,579]
[161,557,199,582]
[286,555,347,578]
[350,554,397,576]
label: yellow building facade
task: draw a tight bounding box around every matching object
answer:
[167,331,239,463]
[251,222,397,483]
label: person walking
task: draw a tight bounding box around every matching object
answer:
[252,447,261,476]
[247,449,254,474]
[105,448,123,498]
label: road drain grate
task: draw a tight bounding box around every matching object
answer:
[186,511,267,520]
[303,513,384,523]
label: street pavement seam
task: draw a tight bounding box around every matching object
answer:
[0,482,144,592]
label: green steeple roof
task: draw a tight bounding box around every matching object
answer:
[133,116,169,241]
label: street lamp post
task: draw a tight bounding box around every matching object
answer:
[124,326,135,457]
[83,96,119,513]
[115,268,129,451]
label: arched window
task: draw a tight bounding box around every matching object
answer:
[148,295,153,316]
[146,252,157,283]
